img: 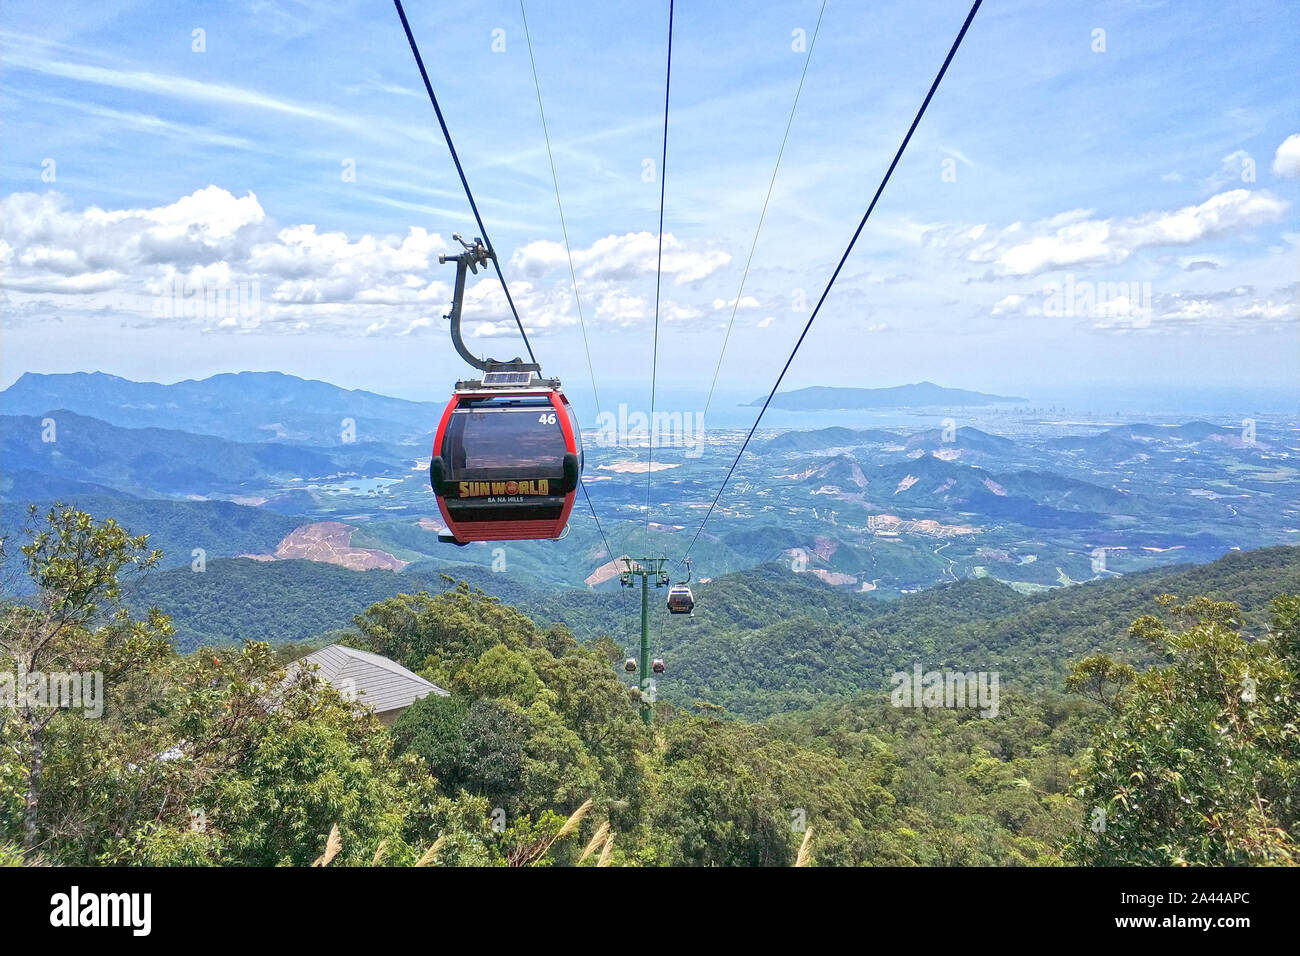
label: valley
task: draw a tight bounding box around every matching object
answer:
[3,372,1294,599]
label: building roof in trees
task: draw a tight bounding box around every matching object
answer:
[292,644,448,715]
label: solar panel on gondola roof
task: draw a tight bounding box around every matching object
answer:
[481,370,533,387]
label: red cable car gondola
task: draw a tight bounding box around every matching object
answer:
[428,235,583,544]
[431,378,581,542]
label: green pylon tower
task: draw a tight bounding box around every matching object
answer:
[619,556,668,724]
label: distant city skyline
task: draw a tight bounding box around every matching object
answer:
[2,0,1297,404]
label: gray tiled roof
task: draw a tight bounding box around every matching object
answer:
[292,644,448,714]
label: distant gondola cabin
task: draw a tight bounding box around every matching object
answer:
[666,583,695,614]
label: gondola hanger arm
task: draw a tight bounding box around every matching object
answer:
[440,234,540,375]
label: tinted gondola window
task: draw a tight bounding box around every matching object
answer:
[442,399,568,479]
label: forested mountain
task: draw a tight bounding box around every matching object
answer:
[761,426,901,452]
[903,425,1016,456]
[1,496,299,575]
[3,506,1295,867]
[127,543,1299,717]
[2,375,1296,868]
[463,545,1300,717]
[3,371,1294,598]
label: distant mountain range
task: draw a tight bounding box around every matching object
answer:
[0,410,405,498]
[1,369,1292,599]
[749,382,1027,410]
[0,371,441,446]
[904,425,1016,456]
[850,454,1123,529]
[1048,421,1257,461]
[761,426,901,452]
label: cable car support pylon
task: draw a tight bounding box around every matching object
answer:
[619,556,670,724]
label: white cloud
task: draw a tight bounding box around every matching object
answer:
[940,146,975,167]
[971,258,1300,335]
[991,293,1027,316]
[1207,150,1256,190]
[501,231,736,331]
[461,276,578,336]
[343,77,420,99]
[19,92,268,153]
[3,270,126,294]
[511,232,730,285]
[400,317,435,335]
[991,278,1297,333]
[592,290,647,326]
[712,295,760,311]
[663,302,702,322]
[931,189,1289,278]
[2,186,749,340]
[1106,285,1298,332]
[0,187,469,335]
[5,52,365,134]
[471,321,518,338]
[1272,133,1300,178]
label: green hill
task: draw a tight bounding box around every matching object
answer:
[128,542,1299,717]
[761,426,901,452]
[647,546,1297,717]
[1,496,300,574]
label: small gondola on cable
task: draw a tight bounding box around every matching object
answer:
[665,558,695,615]
[429,235,582,544]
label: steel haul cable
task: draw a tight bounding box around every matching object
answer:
[518,0,602,417]
[644,0,675,557]
[518,0,621,568]
[680,0,984,565]
[396,0,622,569]
[700,0,827,431]
[393,0,537,366]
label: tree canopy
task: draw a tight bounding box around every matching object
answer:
[1,505,1295,866]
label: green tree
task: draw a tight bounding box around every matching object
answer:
[391,693,469,788]
[1066,594,1299,865]
[459,698,528,810]
[98,640,476,866]
[0,505,173,854]
[351,585,541,686]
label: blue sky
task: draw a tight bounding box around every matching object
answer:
[1,0,1297,411]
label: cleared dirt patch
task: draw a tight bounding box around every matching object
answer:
[273,521,407,570]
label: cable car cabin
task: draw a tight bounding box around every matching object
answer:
[666,583,695,615]
[430,380,582,543]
